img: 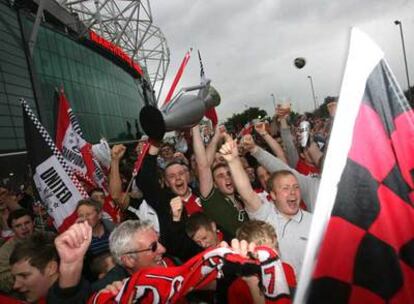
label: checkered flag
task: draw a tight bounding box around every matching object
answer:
[55,89,109,191]
[21,98,87,232]
[55,89,121,222]
[295,29,414,303]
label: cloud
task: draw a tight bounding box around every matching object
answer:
[150,0,414,120]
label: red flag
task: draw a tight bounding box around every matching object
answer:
[295,29,414,304]
[163,49,192,106]
[205,107,218,127]
[237,122,254,138]
[132,141,151,177]
[55,89,118,222]
[55,89,94,182]
[55,89,108,185]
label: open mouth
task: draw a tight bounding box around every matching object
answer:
[174,182,186,192]
[287,199,297,208]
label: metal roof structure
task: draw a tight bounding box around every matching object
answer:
[57,0,170,101]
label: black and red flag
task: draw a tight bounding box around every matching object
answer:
[295,29,414,303]
[21,98,88,232]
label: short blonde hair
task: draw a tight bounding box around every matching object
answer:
[267,170,296,192]
[236,220,278,249]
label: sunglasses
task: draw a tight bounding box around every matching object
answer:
[123,241,158,255]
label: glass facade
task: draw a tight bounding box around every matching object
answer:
[0,0,148,184]
[0,0,147,156]
[29,20,146,143]
[0,0,37,152]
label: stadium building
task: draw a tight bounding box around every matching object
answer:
[0,0,169,186]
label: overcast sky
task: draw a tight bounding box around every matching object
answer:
[150,0,414,121]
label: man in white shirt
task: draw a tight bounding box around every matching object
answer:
[219,135,312,275]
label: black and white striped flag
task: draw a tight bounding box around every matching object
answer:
[22,98,88,232]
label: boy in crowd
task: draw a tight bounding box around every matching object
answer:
[228,220,297,304]
[10,222,91,303]
[0,209,35,293]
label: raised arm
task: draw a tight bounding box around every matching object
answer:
[242,134,320,212]
[136,143,164,210]
[205,126,223,166]
[164,197,201,261]
[55,222,92,289]
[254,122,288,164]
[279,118,299,168]
[192,124,214,198]
[109,144,126,202]
[306,141,324,169]
[219,135,261,212]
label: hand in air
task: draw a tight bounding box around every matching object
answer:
[219,134,238,163]
[55,221,92,265]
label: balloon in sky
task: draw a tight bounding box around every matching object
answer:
[294,57,306,69]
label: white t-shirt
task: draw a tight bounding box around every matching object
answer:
[247,199,312,275]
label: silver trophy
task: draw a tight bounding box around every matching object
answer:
[140,80,220,141]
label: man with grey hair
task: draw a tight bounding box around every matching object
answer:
[91,220,174,293]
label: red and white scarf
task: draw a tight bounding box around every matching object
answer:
[89,246,290,304]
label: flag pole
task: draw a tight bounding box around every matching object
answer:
[119,174,135,208]
[162,48,192,107]
[119,141,151,208]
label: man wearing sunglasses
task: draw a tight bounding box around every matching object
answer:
[90,220,175,293]
[20,220,175,301]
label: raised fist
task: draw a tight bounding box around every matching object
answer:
[170,196,184,222]
[111,144,126,161]
[219,135,238,163]
[240,134,257,153]
[55,221,92,265]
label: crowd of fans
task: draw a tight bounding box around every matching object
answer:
[0,100,337,303]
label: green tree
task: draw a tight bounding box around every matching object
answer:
[225,107,267,133]
[312,96,338,118]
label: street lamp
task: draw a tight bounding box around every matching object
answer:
[270,93,276,108]
[394,20,412,102]
[307,75,318,110]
